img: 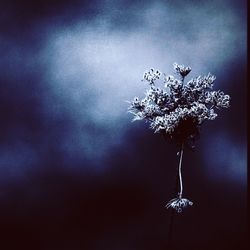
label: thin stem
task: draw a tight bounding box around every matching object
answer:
[178,143,184,199]
[166,147,179,250]
[166,143,184,249]
[180,76,184,87]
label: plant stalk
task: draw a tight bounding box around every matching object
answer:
[178,143,184,198]
[166,143,184,249]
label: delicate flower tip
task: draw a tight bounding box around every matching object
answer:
[143,68,161,84]
[173,63,192,78]
[165,197,193,213]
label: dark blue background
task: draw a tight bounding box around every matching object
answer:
[0,0,247,249]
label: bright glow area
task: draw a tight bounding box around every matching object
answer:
[39,1,245,172]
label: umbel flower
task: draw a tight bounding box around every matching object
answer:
[128,63,230,212]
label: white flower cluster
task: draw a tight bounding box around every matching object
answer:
[143,68,161,85]
[128,64,230,145]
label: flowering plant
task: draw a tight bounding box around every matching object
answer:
[128,63,230,212]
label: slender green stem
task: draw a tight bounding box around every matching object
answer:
[178,143,184,199]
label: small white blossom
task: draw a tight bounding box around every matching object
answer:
[173,63,191,78]
[143,68,161,85]
[166,197,193,213]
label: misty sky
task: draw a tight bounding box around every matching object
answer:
[0,0,247,249]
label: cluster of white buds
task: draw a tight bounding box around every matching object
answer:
[128,63,230,147]
[143,68,161,85]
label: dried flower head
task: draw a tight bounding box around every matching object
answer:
[128,63,230,147]
[128,63,230,213]
[166,197,193,213]
[173,63,191,78]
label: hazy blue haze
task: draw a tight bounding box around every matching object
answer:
[0,0,247,249]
